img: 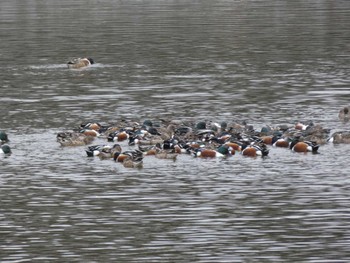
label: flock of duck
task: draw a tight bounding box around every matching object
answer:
[1,105,350,166]
[0,111,350,168]
[52,106,350,168]
[1,58,350,167]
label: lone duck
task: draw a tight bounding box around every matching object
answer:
[67,57,95,69]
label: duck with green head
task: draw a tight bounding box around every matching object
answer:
[1,144,11,155]
[0,131,9,144]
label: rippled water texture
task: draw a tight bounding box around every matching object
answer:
[1,0,350,262]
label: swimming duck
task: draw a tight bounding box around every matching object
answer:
[113,151,130,163]
[57,131,95,146]
[0,144,11,155]
[272,136,291,148]
[80,122,103,132]
[338,107,350,122]
[194,144,232,158]
[155,148,178,160]
[80,128,100,137]
[107,130,131,142]
[113,150,144,168]
[295,122,313,131]
[113,149,143,162]
[67,57,95,69]
[290,140,319,153]
[0,131,9,144]
[241,143,269,157]
[328,131,350,144]
[122,156,143,168]
[224,141,242,152]
[86,144,122,158]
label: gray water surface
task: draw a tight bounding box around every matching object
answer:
[1,1,350,262]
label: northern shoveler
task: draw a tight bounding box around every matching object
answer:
[86,144,122,158]
[67,57,95,69]
[80,128,100,137]
[0,144,11,155]
[155,149,178,160]
[0,131,9,144]
[290,140,319,153]
[241,143,269,157]
[122,156,143,168]
[57,131,95,146]
[107,130,130,142]
[338,107,350,122]
[328,131,350,144]
[113,150,144,168]
[80,122,102,132]
[272,136,290,148]
[113,149,143,162]
[194,144,232,158]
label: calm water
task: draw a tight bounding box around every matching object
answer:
[1,0,350,262]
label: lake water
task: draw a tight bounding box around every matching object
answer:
[1,0,350,262]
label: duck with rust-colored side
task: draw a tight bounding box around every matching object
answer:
[272,136,290,148]
[242,143,269,157]
[194,145,233,158]
[113,150,144,168]
[290,140,319,153]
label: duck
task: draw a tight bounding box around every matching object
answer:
[86,144,122,158]
[328,131,350,144]
[80,128,100,137]
[67,57,95,69]
[86,145,106,157]
[113,150,144,168]
[122,156,143,168]
[290,140,319,153]
[295,122,313,131]
[138,144,159,156]
[57,131,95,146]
[194,144,232,158]
[113,151,130,163]
[0,131,9,144]
[338,106,350,122]
[241,143,269,157]
[99,144,123,159]
[113,149,143,163]
[272,136,290,148]
[0,144,11,155]
[155,149,178,160]
[107,130,131,142]
[224,141,242,152]
[80,122,103,132]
